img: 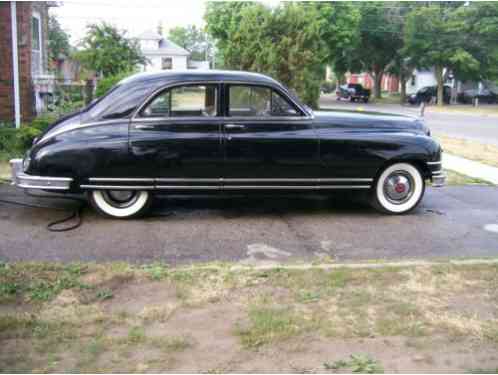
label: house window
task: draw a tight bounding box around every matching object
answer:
[161,57,173,70]
[31,12,42,76]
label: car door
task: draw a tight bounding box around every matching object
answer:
[129,83,223,189]
[222,83,319,190]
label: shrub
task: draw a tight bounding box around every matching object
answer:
[95,71,134,98]
[16,126,42,150]
[30,114,57,132]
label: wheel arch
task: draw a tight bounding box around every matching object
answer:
[374,158,432,183]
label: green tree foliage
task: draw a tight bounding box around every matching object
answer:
[75,23,146,77]
[168,25,213,62]
[345,2,406,99]
[95,70,134,98]
[48,15,71,63]
[205,2,359,108]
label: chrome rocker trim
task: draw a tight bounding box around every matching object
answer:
[80,177,373,190]
[10,159,73,190]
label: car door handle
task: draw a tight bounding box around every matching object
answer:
[224,124,246,130]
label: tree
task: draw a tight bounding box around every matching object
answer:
[48,15,71,63]
[404,4,465,106]
[168,25,213,62]
[342,2,405,99]
[75,23,146,77]
[205,2,359,107]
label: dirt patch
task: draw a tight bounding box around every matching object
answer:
[2,261,498,372]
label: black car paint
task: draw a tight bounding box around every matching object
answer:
[27,70,441,193]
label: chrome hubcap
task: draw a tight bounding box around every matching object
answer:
[102,190,139,208]
[383,172,414,204]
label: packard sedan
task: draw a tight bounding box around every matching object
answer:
[10,70,445,218]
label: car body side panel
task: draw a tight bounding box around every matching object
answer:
[29,121,131,188]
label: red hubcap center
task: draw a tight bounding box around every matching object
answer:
[395,183,406,193]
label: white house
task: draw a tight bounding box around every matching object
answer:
[137,30,210,72]
[406,69,438,94]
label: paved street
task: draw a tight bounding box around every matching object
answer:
[1,183,497,264]
[320,96,498,147]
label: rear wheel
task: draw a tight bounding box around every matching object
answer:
[370,163,425,214]
[89,190,152,218]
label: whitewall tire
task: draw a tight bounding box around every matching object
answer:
[89,190,152,219]
[371,163,425,214]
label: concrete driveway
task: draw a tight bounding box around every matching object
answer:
[1,183,497,264]
[319,97,498,147]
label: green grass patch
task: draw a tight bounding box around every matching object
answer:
[236,305,308,348]
[324,354,384,373]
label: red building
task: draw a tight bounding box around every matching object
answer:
[347,72,400,93]
[0,1,54,126]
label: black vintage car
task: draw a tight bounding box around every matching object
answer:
[10,70,445,218]
[408,85,451,105]
[336,83,371,103]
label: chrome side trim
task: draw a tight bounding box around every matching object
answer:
[155,185,220,190]
[89,177,155,182]
[427,161,442,165]
[156,178,220,182]
[80,185,155,190]
[224,185,371,190]
[39,119,126,143]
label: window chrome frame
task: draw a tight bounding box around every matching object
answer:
[131,80,313,123]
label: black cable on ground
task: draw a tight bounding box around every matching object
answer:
[0,186,86,232]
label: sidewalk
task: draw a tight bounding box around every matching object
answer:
[444,153,498,185]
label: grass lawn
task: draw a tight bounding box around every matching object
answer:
[1,260,498,373]
[444,169,493,186]
[0,160,10,181]
[435,134,498,169]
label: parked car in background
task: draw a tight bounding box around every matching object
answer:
[408,85,451,105]
[336,83,371,103]
[457,88,497,104]
[11,70,444,218]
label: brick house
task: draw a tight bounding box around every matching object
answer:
[0,1,55,127]
[347,72,400,93]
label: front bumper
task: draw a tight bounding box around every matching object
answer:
[9,159,72,191]
[427,161,446,187]
[432,171,446,187]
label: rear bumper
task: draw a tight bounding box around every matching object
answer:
[9,159,73,191]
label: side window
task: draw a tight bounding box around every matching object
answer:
[141,85,217,118]
[228,85,298,117]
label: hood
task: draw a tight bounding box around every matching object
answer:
[312,109,430,135]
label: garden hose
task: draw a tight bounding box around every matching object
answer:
[0,183,86,232]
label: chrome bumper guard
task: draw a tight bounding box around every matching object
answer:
[9,159,73,190]
[431,171,446,187]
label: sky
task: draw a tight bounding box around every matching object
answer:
[51,0,209,45]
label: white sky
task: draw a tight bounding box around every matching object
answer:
[50,0,209,45]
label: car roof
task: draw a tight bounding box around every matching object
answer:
[120,69,282,87]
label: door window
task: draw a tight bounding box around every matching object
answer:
[140,85,218,117]
[228,85,299,117]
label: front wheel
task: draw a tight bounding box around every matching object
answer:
[89,190,152,218]
[370,163,425,214]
